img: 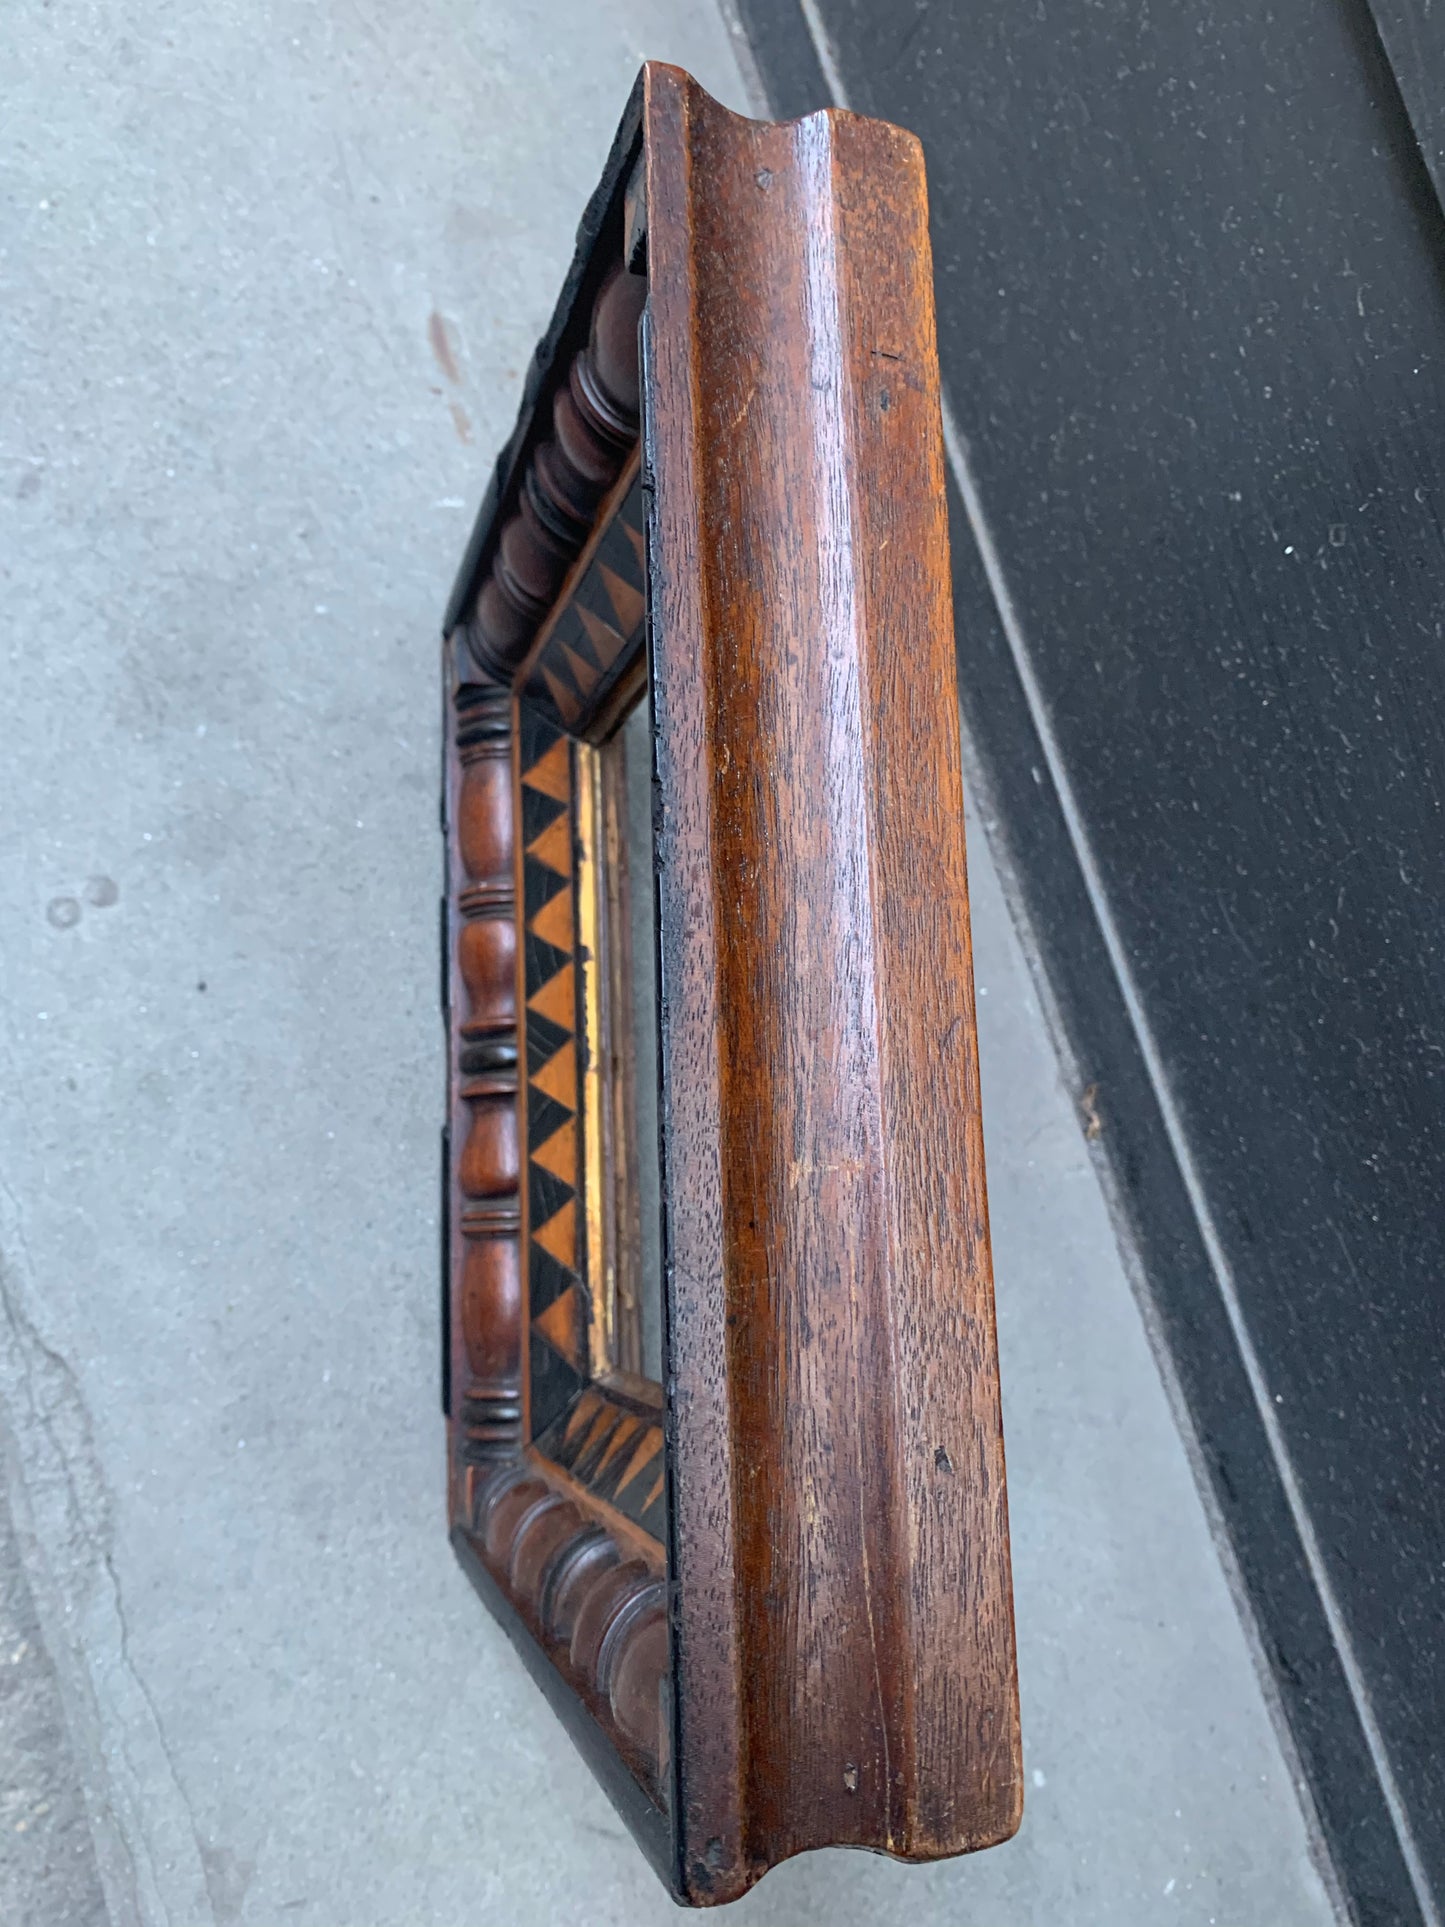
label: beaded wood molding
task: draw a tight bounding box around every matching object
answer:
[441,62,1022,1905]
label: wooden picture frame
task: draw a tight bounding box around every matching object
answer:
[441,62,1021,1904]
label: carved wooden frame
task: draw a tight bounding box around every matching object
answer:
[442,63,1022,1904]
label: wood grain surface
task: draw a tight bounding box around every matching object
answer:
[741,10,1445,1921]
[644,63,1020,1899]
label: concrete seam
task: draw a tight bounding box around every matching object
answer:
[0,1159,214,1927]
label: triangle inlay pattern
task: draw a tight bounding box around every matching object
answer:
[520,704,585,1437]
[524,475,648,733]
[515,682,665,1547]
[536,1386,667,1539]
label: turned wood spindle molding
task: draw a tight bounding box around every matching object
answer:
[465,1460,669,1775]
[469,266,646,683]
[447,684,523,1481]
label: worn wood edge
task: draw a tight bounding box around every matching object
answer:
[643,61,1022,1902]
[442,76,644,639]
[450,1447,672,1789]
[641,65,745,1907]
[450,1526,674,1884]
[835,100,1023,1862]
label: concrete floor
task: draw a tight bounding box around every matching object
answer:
[0,1,1341,1922]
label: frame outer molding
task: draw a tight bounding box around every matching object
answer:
[644,65,1022,1902]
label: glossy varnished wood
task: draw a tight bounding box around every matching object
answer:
[442,61,1020,1905]
[644,66,1020,1896]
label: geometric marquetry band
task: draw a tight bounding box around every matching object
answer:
[538,1385,667,1544]
[519,473,647,736]
[517,705,588,1441]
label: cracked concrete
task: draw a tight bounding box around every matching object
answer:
[1,0,1340,1922]
[0,1413,108,1927]
[0,1186,211,1924]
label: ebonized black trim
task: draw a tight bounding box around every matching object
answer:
[450,1529,671,1879]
